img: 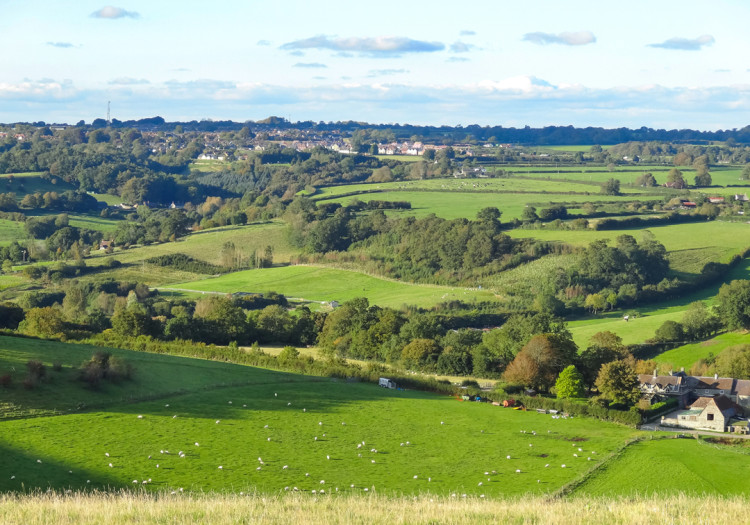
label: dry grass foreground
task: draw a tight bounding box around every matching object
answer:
[0,491,746,525]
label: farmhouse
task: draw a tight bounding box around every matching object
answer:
[661,395,741,433]
[638,373,750,410]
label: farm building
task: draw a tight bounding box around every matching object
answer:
[661,395,742,433]
[638,373,750,410]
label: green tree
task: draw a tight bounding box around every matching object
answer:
[584,293,606,314]
[713,344,750,379]
[666,168,686,189]
[503,333,577,392]
[681,301,721,341]
[20,307,66,337]
[601,178,621,196]
[595,359,640,405]
[555,365,586,399]
[401,338,441,370]
[635,172,657,187]
[716,280,750,330]
[694,168,712,187]
[653,320,684,342]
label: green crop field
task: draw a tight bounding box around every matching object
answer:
[171,265,500,309]
[190,160,231,172]
[374,154,423,163]
[0,218,24,246]
[653,332,750,369]
[0,335,640,496]
[573,437,750,496]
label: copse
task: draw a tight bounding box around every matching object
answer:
[715,280,750,331]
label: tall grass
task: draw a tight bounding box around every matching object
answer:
[0,491,745,525]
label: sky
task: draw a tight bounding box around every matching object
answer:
[2,0,750,129]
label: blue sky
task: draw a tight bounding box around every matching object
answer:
[2,0,749,129]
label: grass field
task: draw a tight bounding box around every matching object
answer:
[189,160,230,172]
[1,173,75,199]
[0,219,24,246]
[573,437,750,496]
[568,258,750,348]
[509,221,750,272]
[0,335,640,496]
[653,332,750,369]
[171,265,500,309]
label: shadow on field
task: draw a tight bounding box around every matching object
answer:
[0,443,123,493]
[97,377,434,422]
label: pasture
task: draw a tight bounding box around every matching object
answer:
[1,173,75,198]
[0,219,24,246]
[573,437,750,496]
[0,336,637,496]
[171,265,500,309]
[653,332,750,369]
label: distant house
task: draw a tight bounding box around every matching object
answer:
[708,196,725,204]
[99,240,113,251]
[681,201,697,208]
[638,373,750,411]
[735,194,749,202]
[662,395,741,433]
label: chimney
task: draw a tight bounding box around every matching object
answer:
[653,368,657,378]
[714,373,719,380]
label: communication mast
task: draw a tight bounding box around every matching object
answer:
[107,101,111,124]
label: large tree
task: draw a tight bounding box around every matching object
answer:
[595,359,640,406]
[503,333,577,392]
[716,280,750,330]
[555,365,586,399]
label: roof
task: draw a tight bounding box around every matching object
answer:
[692,377,735,391]
[735,380,750,396]
[690,394,742,415]
[638,374,682,388]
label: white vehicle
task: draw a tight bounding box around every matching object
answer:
[378,377,397,389]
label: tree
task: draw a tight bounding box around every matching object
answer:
[595,359,640,405]
[503,333,577,392]
[19,307,66,337]
[601,178,621,196]
[111,306,161,338]
[741,164,750,181]
[716,280,750,331]
[653,320,684,343]
[713,344,750,379]
[555,365,586,398]
[666,168,686,189]
[681,301,721,341]
[584,293,606,314]
[577,331,629,389]
[635,172,657,187]
[694,168,712,187]
[521,206,539,222]
[401,338,441,370]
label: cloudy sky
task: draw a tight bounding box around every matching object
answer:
[2,0,749,129]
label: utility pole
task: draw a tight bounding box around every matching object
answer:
[107,101,111,125]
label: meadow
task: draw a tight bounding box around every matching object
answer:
[0,336,640,497]
[0,219,25,246]
[573,437,750,496]
[653,332,750,370]
[1,173,75,199]
[171,264,500,309]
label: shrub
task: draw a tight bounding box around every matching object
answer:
[52,361,63,372]
[0,374,12,388]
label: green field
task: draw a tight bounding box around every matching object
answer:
[171,265,499,309]
[0,218,24,246]
[574,437,750,496]
[653,332,750,369]
[509,221,750,272]
[0,335,637,496]
[1,173,76,198]
[190,160,231,172]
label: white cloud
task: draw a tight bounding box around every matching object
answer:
[648,34,715,51]
[280,35,445,56]
[459,30,476,36]
[108,77,150,85]
[293,63,327,68]
[46,42,75,48]
[91,6,140,19]
[450,41,474,53]
[367,69,409,77]
[523,31,596,46]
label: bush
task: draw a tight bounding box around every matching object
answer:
[52,361,63,372]
[0,373,12,388]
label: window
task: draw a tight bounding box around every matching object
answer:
[707,413,714,421]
